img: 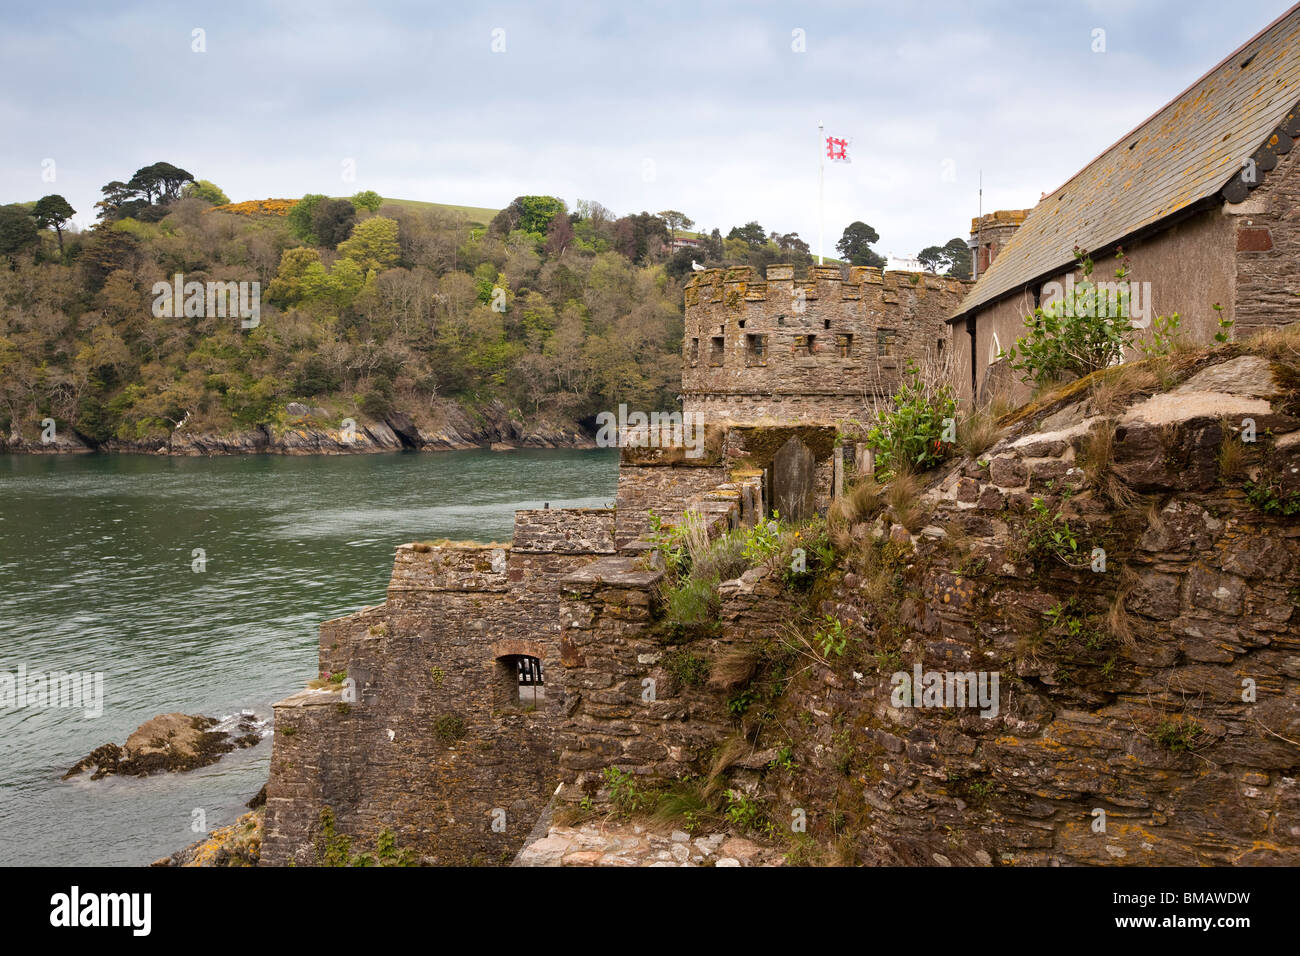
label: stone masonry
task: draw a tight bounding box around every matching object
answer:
[682,264,969,426]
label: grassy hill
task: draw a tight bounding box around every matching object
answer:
[376,197,499,226]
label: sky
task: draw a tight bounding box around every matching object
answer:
[1,0,1294,259]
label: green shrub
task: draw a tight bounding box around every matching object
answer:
[1153,717,1204,754]
[603,767,655,817]
[1244,475,1300,516]
[691,529,749,583]
[316,807,416,866]
[864,360,956,477]
[1024,496,1088,569]
[664,648,710,687]
[433,713,467,742]
[814,614,848,658]
[1007,248,1135,386]
[741,512,784,565]
[723,790,774,836]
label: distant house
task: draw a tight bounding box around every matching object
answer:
[885,253,924,272]
[671,235,703,251]
[948,4,1300,405]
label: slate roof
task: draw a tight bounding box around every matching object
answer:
[953,3,1300,319]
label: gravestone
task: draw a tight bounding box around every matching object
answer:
[772,436,816,521]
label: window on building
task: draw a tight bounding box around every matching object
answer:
[689,337,699,366]
[745,334,768,367]
[877,328,897,357]
[823,319,831,330]
[836,333,853,358]
[495,654,544,708]
[709,336,724,366]
[794,334,816,357]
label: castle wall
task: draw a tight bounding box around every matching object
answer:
[263,509,615,866]
[683,264,969,426]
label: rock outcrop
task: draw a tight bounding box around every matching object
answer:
[151,809,263,867]
[64,712,264,780]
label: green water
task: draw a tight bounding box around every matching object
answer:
[0,448,618,866]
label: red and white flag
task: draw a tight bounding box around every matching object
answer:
[825,135,851,163]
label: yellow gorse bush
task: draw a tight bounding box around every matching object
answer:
[206,198,299,216]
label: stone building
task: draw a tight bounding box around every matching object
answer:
[949,5,1300,406]
[682,264,969,426]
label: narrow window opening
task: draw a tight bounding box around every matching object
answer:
[876,328,897,357]
[709,336,724,366]
[745,334,768,366]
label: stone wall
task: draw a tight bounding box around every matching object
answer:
[1232,114,1300,336]
[262,509,615,866]
[554,493,785,801]
[768,353,1300,865]
[683,264,970,425]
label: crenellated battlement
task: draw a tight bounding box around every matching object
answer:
[682,263,971,426]
[683,263,968,308]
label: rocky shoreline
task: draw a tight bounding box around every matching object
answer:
[3,399,597,456]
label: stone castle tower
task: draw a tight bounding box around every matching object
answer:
[682,264,970,425]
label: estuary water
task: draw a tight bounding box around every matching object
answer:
[0,448,618,866]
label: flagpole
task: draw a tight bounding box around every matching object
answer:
[818,120,824,265]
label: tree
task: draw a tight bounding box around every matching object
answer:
[126,162,194,204]
[771,231,810,257]
[943,237,972,279]
[490,196,567,236]
[288,194,327,243]
[33,195,75,253]
[836,221,886,268]
[182,180,230,205]
[338,216,400,274]
[727,221,767,249]
[916,237,973,278]
[657,209,694,246]
[312,198,358,247]
[96,181,147,221]
[265,247,323,307]
[612,212,669,263]
[350,190,383,213]
[0,205,39,259]
[545,213,574,258]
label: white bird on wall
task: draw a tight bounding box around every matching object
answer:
[691,260,705,271]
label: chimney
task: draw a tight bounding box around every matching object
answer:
[969,209,1029,281]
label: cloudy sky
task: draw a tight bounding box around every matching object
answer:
[1,0,1293,258]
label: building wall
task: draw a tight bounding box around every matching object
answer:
[1232,135,1300,335]
[683,264,969,425]
[951,205,1238,406]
